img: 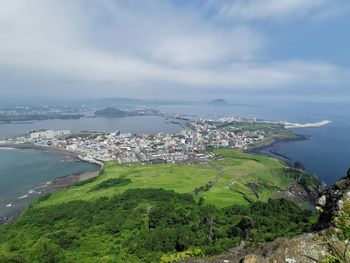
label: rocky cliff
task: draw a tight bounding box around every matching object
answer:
[314,168,350,230]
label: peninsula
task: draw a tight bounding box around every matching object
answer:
[283,120,332,129]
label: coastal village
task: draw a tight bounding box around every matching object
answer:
[0,119,271,165]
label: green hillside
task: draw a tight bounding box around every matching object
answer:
[37,148,320,208]
[0,148,323,262]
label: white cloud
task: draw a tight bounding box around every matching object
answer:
[151,27,263,66]
[0,0,349,99]
[0,0,265,82]
[215,0,340,21]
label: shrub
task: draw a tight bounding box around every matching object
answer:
[90,178,131,191]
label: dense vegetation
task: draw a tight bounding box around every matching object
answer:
[0,189,315,262]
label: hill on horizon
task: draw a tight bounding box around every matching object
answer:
[94,107,127,117]
[208,99,229,106]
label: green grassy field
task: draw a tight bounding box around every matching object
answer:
[37,148,314,208]
[39,162,217,206]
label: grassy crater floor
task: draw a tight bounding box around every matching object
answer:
[37,148,321,208]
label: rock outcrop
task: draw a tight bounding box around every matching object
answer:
[187,234,328,263]
[314,168,350,230]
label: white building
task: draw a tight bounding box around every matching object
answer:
[30,130,71,140]
[30,130,55,139]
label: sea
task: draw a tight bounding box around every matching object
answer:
[0,115,182,139]
[0,148,99,219]
[0,101,349,218]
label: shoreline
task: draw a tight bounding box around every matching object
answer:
[245,132,307,153]
[0,143,104,167]
[245,133,309,170]
[0,144,103,225]
[0,170,101,225]
[0,143,82,159]
[247,133,327,186]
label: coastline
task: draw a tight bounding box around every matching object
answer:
[0,170,101,225]
[0,143,82,159]
[0,143,104,167]
[247,133,327,186]
[245,132,307,153]
[0,144,103,225]
[245,133,309,171]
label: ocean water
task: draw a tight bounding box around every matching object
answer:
[157,101,350,185]
[0,148,99,218]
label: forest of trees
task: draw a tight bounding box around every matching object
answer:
[0,188,315,262]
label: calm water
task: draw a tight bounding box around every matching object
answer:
[0,116,182,139]
[0,148,99,218]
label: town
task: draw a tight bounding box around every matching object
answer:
[0,118,289,165]
[0,105,84,123]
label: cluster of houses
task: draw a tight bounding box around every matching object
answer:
[1,119,268,164]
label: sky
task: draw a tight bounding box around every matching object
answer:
[0,0,350,102]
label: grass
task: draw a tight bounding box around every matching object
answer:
[35,147,317,209]
[38,162,218,206]
[199,148,289,206]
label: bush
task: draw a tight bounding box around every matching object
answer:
[31,238,67,263]
[37,193,52,202]
[335,200,350,240]
[90,178,131,191]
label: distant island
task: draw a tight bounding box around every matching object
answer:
[94,107,128,117]
[208,99,229,106]
[94,107,160,117]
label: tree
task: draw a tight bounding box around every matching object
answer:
[237,216,254,240]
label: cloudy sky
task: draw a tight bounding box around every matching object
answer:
[0,0,349,101]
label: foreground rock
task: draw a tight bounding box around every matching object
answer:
[314,168,350,230]
[187,233,327,263]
